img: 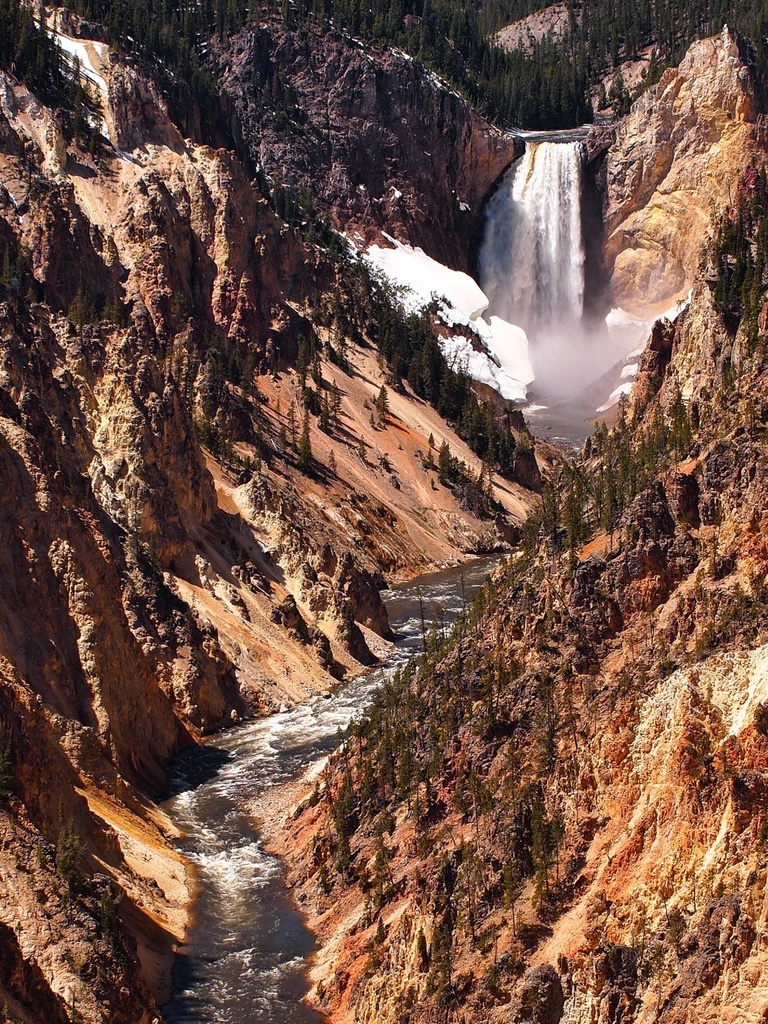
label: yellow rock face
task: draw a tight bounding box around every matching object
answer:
[602,26,764,318]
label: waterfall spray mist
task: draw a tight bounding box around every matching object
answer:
[480,140,621,402]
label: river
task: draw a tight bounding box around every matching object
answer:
[162,555,501,1023]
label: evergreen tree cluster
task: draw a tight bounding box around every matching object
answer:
[317,563,576,978]
[5,0,768,136]
[532,391,694,569]
[711,166,768,347]
[56,0,768,134]
[0,0,102,142]
[318,257,520,477]
[0,231,26,297]
[0,0,67,102]
[480,0,768,114]
[64,0,241,135]
[63,0,592,129]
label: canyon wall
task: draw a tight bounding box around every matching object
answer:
[214,22,520,272]
[279,236,768,1024]
[590,25,765,317]
[273,30,768,1023]
[0,15,533,1020]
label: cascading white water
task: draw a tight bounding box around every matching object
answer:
[480,140,594,400]
[481,141,585,330]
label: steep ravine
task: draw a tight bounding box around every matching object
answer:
[0,8,536,1021]
[275,231,768,1024]
[1,8,765,1023]
[162,558,499,1022]
[269,30,768,1024]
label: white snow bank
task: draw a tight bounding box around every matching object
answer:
[606,294,691,362]
[605,306,653,360]
[366,236,488,320]
[439,329,531,403]
[596,381,633,414]
[51,31,109,95]
[365,237,533,401]
[597,293,693,413]
[481,315,534,389]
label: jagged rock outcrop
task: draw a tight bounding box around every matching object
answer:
[0,919,70,1024]
[274,259,768,1024]
[212,21,520,271]
[592,26,765,317]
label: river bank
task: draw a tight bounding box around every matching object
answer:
[161,556,502,1022]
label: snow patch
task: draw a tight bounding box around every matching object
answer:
[365,237,533,401]
[439,333,530,403]
[605,306,654,360]
[366,236,488,320]
[597,293,693,413]
[51,31,109,96]
[596,381,633,414]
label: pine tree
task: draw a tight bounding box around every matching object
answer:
[0,247,11,290]
[298,407,312,471]
[331,380,342,429]
[319,391,330,432]
[0,720,12,802]
[438,440,452,485]
[288,403,297,449]
[375,384,389,424]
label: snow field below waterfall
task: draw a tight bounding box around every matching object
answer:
[365,236,534,402]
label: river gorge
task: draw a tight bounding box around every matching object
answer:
[163,558,501,1022]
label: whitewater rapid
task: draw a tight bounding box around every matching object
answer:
[163,557,500,1023]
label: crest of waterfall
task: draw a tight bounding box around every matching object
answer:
[479,140,586,334]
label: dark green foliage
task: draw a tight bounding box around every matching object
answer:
[712,166,768,347]
[580,395,693,538]
[56,820,86,899]
[68,287,97,327]
[98,887,127,963]
[298,406,312,470]
[55,0,585,131]
[375,384,389,421]
[0,0,102,146]
[607,70,631,116]
[193,413,234,469]
[0,0,68,102]
[0,720,12,803]
[6,0,768,142]
[479,0,768,120]
[274,0,593,128]
[330,258,518,478]
[754,701,768,737]
[64,0,223,136]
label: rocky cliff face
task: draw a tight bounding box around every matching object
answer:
[590,25,764,317]
[213,21,520,271]
[274,169,768,1023]
[0,11,535,1020]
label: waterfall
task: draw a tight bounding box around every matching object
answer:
[479,140,589,397]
